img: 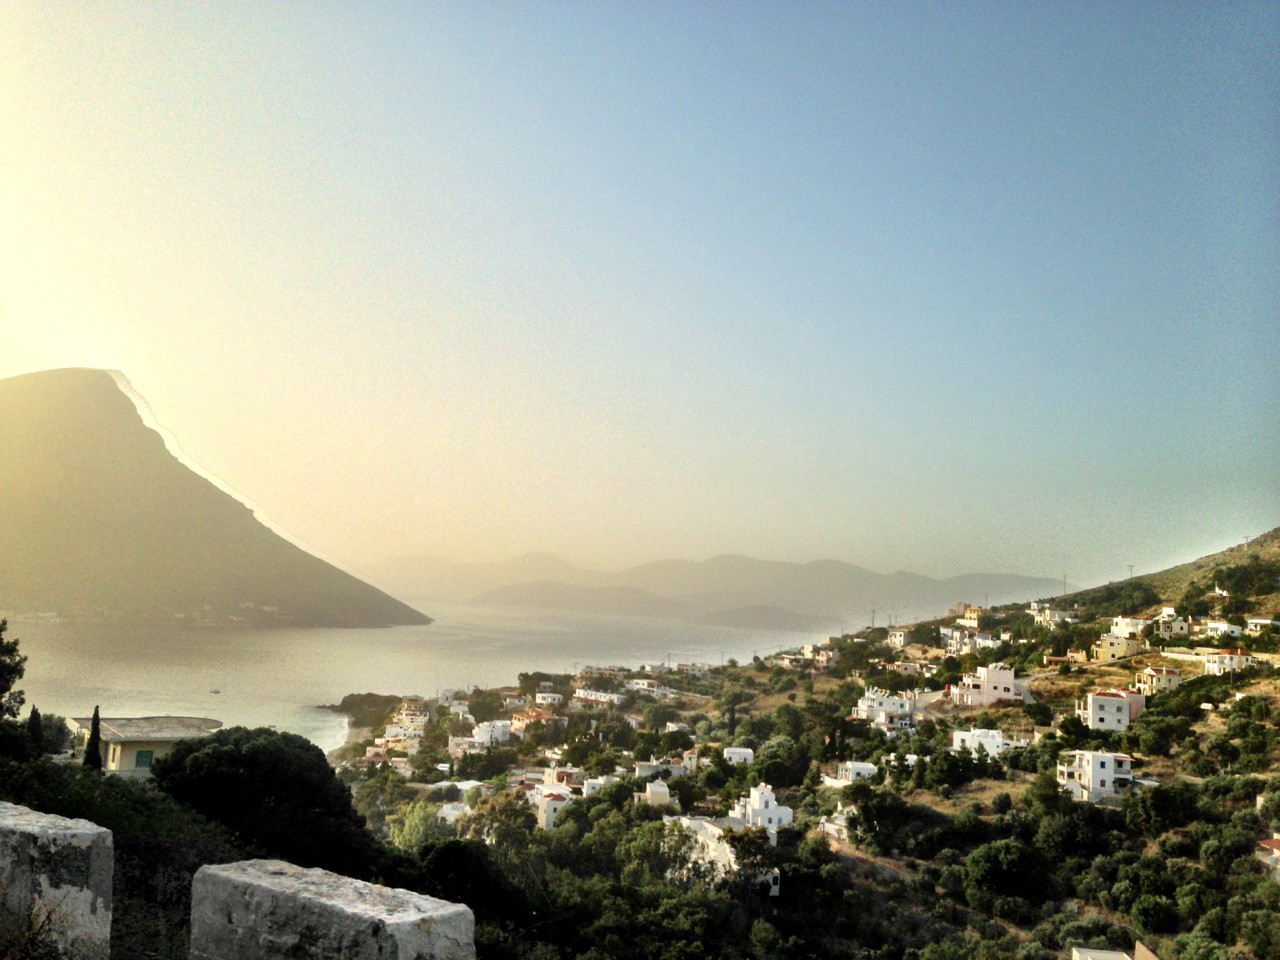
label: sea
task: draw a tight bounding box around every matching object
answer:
[11,601,830,753]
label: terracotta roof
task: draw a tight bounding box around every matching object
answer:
[1258,838,1280,852]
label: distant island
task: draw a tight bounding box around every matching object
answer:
[365,552,1070,631]
[0,368,431,628]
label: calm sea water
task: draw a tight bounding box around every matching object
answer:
[12,601,824,753]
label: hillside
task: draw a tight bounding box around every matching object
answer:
[1053,526,1280,621]
[0,368,431,627]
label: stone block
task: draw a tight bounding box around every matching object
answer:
[189,859,475,960]
[0,800,113,960]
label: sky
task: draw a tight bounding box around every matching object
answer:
[1,3,1277,586]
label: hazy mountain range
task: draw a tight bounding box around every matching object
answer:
[362,553,1072,632]
[0,368,430,627]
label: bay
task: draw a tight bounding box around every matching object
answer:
[11,601,825,753]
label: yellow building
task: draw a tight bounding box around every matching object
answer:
[69,715,222,779]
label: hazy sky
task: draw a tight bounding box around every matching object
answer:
[2,4,1277,585]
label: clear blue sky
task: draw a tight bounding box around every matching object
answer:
[2,3,1277,584]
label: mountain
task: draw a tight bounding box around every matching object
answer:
[373,551,1067,631]
[0,368,430,627]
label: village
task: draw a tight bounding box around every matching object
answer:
[58,556,1280,960]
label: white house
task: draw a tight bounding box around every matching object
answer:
[1204,621,1244,639]
[887,628,909,649]
[664,815,781,896]
[1111,616,1150,639]
[1246,618,1280,636]
[636,779,673,808]
[626,678,661,694]
[69,716,225,779]
[1056,750,1134,802]
[1132,666,1181,697]
[573,688,626,707]
[950,663,1023,708]
[582,774,620,797]
[951,728,1027,757]
[851,688,915,737]
[1028,602,1069,627]
[438,802,471,826]
[823,760,876,787]
[1076,690,1144,731]
[729,783,794,838]
[1154,608,1190,640]
[534,691,564,707]
[472,720,512,746]
[1204,648,1254,675]
[723,746,755,765]
[945,629,997,657]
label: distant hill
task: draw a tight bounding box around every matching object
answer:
[1055,526,1280,619]
[371,552,1068,632]
[0,368,431,628]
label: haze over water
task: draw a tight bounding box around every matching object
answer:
[15,602,824,753]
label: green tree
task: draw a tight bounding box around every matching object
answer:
[152,726,377,877]
[0,620,26,720]
[25,706,43,754]
[82,705,103,771]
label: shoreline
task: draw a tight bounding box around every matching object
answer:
[325,718,372,764]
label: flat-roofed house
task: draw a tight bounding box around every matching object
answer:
[69,715,222,779]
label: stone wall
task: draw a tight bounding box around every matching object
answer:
[0,803,475,960]
[189,860,475,960]
[0,801,113,960]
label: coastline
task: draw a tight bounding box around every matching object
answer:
[325,718,371,764]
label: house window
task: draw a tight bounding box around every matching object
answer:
[1099,779,1106,788]
[1100,761,1106,769]
[135,750,154,769]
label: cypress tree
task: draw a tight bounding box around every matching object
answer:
[83,705,103,771]
[26,705,43,756]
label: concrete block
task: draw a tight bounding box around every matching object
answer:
[0,800,113,960]
[189,859,475,960]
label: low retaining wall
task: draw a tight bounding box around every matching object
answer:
[0,801,113,960]
[190,859,475,960]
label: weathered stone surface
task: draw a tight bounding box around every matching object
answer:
[0,801,113,960]
[189,859,475,960]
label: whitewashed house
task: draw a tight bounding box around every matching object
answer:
[950,663,1023,707]
[537,792,572,830]
[1204,621,1244,639]
[1111,616,1150,638]
[582,774,620,797]
[1154,607,1190,640]
[1076,689,1144,731]
[822,760,877,787]
[664,815,782,896]
[534,691,564,706]
[1056,750,1134,803]
[573,688,626,707]
[851,688,915,737]
[1246,618,1280,636]
[1204,648,1255,675]
[723,746,755,765]
[729,783,793,838]
[636,779,673,808]
[472,720,513,746]
[951,728,1027,757]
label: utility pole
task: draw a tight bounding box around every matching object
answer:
[871,609,876,629]
[1128,564,1135,581]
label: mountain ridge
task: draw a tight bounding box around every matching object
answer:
[0,368,431,628]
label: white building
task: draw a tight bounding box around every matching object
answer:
[1204,649,1254,675]
[582,774,620,797]
[822,759,877,787]
[1204,621,1244,639]
[1056,750,1134,802]
[626,678,660,694]
[438,802,471,826]
[1028,602,1069,627]
[887,628,909,649]
[729,783,794,839]
[1246,618,1280,636]
[472,720,512,746]
[851,688,915,737]
[723,746,754,765]
[1111,616,1150,639]
[573,688,626,707]
[636,779,673,808]
[1076,690,1144,731]
[664,816,781,896]
[951,728,1027,757]
[1154,608,1190,640]
[534,691,564,707]
[950,663,1022,708]
[1132,666,1181,697]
